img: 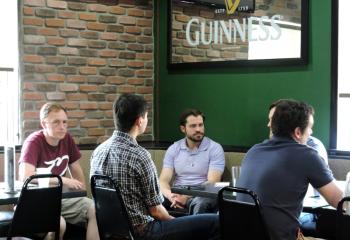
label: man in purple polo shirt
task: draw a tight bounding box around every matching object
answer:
[159,109,225,214]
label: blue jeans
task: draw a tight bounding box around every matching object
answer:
[137,214,220,240]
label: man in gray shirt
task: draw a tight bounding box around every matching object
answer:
[238,99,342,240]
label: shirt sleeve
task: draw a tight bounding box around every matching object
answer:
[305,150,333,189]
[208,142,225,172]
[162,143,177,169]
[66,133,82,164]
[139,150,164,207]
[19,138,41,167]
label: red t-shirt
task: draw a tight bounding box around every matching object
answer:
[19,130,81,176]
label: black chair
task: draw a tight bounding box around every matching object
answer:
[91,174,135,240]
[336,196,350,240]
[7,174,62,240]
[218,186,270,240]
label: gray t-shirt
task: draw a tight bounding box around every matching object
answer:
[237,136,333,240]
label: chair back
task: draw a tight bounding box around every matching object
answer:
[7,174,62,240]
[91,174,135,240]
[336,196,350,240]
[218,186,270,240]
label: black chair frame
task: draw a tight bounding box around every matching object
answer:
[218,186,270,240]
[91,174,135,240]
[7,174,62,240]
[336,196,350,240]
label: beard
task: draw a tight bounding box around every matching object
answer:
[187,132,204,142]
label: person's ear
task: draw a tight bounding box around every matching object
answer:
[293,127,302,141]
[180,125,185,133]
[40,120,46,129]
[135,117,142,127]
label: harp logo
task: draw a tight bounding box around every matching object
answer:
[225,0,241,15]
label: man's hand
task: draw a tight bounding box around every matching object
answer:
[62,177,84,189]
[168,193,191,209]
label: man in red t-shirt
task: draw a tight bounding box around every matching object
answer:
[19,102,99,240]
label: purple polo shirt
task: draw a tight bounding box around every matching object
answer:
[163,136,225,186]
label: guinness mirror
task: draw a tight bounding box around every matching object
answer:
[168,0,309,69]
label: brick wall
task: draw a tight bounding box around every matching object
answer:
[20,0,154,144]
[171,0,301,63]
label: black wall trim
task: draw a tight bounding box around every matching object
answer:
[330,0,339,149]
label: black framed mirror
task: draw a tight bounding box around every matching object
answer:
[168,0,309,69]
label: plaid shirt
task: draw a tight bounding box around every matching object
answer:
[90,130,163,226]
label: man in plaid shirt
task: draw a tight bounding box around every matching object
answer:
[90,93,219,239]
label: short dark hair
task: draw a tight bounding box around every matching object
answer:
[271,100,314,137]
[269,99,289,111]
[113,93,148,132]
[179,108,205,126]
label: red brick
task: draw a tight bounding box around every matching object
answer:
[137,19,152,27]
[37,28,58,36]
[23,55,44,63]
[35,65,56,73]
[23,7,34,15]
[79,85,98,92]
[104,110,114,118]
[47,37,65,46]
[119,16,136,26]
[58,47,79,55]
[128,9,144,17]
[68,111,86,118]
[61,102,79,110]
[46,74,65,82]
[58,11,76,19]
[80,102,98,109]
[80,119,99,127]
[136,53,152,60]
[125,26,142,35]
[79,67,97,75]
[47,0,67,9]
[79,13,97,21]
[107,76,125,84]
[68,38,88,47]
[67,93,88,101]
[118,86,135,93]
[67,20,86,29]
[23,82,35,90]
[88,128,105,136]
[88,4,108,12]
[136,69,153,77]
[67,75,86,83]
[87,58,106,66]
[145,10,153,18]
[24,0,45,7]
[99,102,113,110]
[127,61,144,68]
[136,86,153,94]
[23,111,40,119]
[46,19,65,28]
[23,92,45,100]
[127,78,144,85]
[119,34,136,42]
[23,18,44,26]
[68,119,79,128]
[100,32,118,41]
[87,22,106,31]
[109,6,126,15]
[46,92,66,100]
[59,84,79,92]
[99,50,118,58]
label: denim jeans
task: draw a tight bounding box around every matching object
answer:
[137,214,220,240]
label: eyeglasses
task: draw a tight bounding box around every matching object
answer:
[45,120,68,127]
